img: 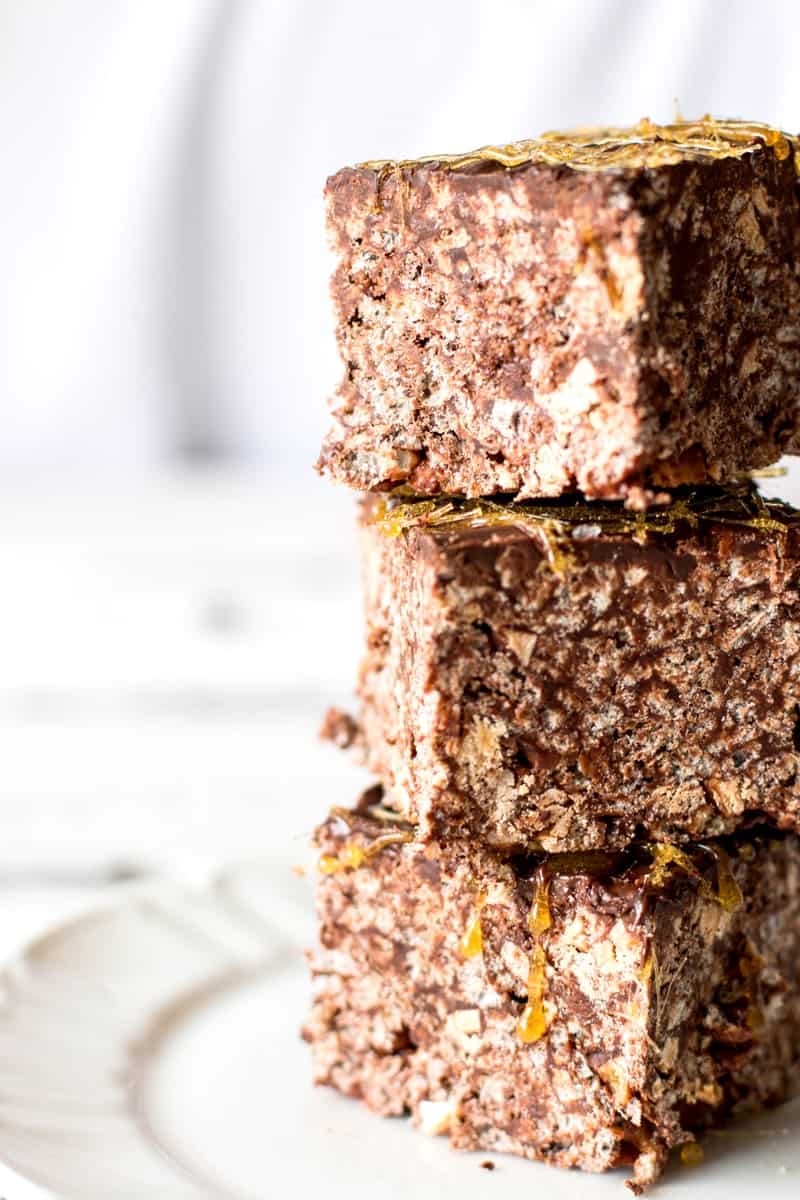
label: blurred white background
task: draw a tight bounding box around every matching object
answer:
[3,0,800,474]
[0,0,800,935]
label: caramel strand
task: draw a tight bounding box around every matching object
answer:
[372,481,792,574]
[459,892,487,959]
[518,867,552,1043]
[359,118,800,205]
[318,829,413,875]
[646,842,744,912]
[514,842,744,1044]
[698,843,744,912]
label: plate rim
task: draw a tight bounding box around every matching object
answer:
[0,862,294,1200]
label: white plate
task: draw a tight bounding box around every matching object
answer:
[0,864,796,1199]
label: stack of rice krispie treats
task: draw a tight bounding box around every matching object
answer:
[304,119,800,1192]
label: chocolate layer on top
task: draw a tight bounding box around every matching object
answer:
[305,796,800,1191]
[318,119,800,505]
[329,484,800,852]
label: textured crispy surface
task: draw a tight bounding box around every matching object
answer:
[342,494,800,852]
[318,139,800,504]
[305,803,800,1191]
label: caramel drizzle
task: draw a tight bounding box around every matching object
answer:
[517,867,553,1043]
[359,117,800,197]
[372,482,793,572]
[647,843,743,912]
[318,830,413,875]
[700,843,744,912]
[518,852,621,1044]
[459,892,486,959]
[318,807,414,875]
[515,843,741,1045]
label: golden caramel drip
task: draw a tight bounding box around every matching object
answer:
[454,839,747,1046]
[318,843,365,875]
[646,842,744,911]
[318,829,413,875]
[459,913,483,959]
[371,483,793,575]
[517,944,550,1043]
[699,843,744,912]
[517,868,554,1044]
[647,844,704,890]
[459,892,486,959]
[528,871,552,938]
[680,1142,705,1167]
[517,853,630,1044]
[359,117,800,186]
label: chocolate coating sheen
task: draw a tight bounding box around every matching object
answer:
[320,119,800,504]
[341,485,800,853]
[306,797,800,1191]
